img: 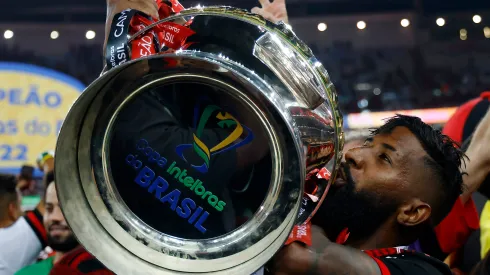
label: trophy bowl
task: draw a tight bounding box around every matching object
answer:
[55,6,344,274]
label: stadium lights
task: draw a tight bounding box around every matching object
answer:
[401,19,410,27]
[50,31,59,40]
[4,30,13,39]
[317,23,327,32]
[86,30,96,40]
[484,27,490,38]
[473,15,482,24]
[436,18,445,27]
[460,28,468,40]
[357,21,366,30]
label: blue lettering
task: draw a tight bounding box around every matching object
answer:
[0,88,62,107]
[0,144,27,161]
[134,166,155,187]
[160,189,181,211]
[38,122,50,136]
[136,139,148,150]
[125,154,143,170]
[129,155,209,234]
[148,151,160,162]
[9,88,21,105]
[194,211,209,233]
[176,198,196,219]
[44,92,61,108]
[25,86,41,106]
[135,139,167,167]
[188,207,203,224]
[22,119,52,136]
[0,120,18,135]
[148,176,169,199]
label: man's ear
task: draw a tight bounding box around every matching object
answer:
[8,201,19,221]
[396,199,431,227]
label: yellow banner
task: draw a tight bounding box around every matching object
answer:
[0,62,84,175]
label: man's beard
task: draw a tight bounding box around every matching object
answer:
[312,164,400,243]
[47,232,79,253]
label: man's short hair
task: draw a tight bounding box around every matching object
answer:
[0,174,19,219]
[371,114,465,224]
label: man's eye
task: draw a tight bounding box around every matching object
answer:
[379,153,391,164]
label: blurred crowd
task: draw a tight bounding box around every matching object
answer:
[0,44,102,86]
[1,39,489,113]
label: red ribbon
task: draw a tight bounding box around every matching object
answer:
[128,0,196,60]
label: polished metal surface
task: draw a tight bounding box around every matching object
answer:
[55,6,343,275]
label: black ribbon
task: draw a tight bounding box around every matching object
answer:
[105,9,138,70]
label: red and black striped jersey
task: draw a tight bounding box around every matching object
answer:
[49,246,114,275]
[365,248,453,275]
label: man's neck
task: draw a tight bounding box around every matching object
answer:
[345,224,402,250]
[54,252,66,264]
[0,219,15,229]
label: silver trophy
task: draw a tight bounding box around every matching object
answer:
[55,6,344,275]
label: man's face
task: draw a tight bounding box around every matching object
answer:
[317,127,430,241]
[44,183,78,252]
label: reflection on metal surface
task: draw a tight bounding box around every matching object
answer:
[254,32,325,109]
[55,6,344,275]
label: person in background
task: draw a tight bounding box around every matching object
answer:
[0,174,23,229]
[16,166,36,195]
[36,151,54,175]
[36,151,55,194]
[438,92,490,273]
[15,181,79,275]
[0,174,46,275]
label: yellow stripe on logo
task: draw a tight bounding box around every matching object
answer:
[193,134,210,160]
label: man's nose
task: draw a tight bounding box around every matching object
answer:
[344,147,365,169]
[51,206,65,222]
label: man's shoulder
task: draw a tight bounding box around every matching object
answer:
[0,213,46,248]
[14,257,53,275]
[0,217,31,242]
[365,249,452,275]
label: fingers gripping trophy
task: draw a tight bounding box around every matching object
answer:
[54,0,344,274]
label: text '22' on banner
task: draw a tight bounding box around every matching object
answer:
[0,62,84,174]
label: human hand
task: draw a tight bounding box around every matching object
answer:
[251,0,289,24]
[104,0,159,57]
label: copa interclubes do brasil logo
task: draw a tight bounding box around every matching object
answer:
[124,98,254,233]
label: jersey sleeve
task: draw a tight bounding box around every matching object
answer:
[366,252,452,275]
[49,247,115,275]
